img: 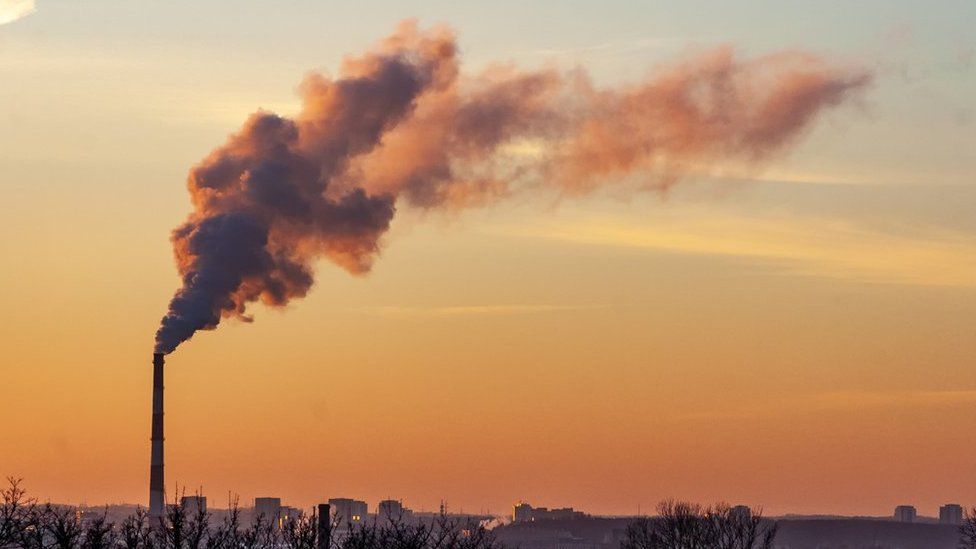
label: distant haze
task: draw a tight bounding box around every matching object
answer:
[1,0,973,517]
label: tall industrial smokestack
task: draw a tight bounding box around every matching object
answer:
[149,353,165,521]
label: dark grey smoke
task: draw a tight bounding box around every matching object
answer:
[155,21,870,354]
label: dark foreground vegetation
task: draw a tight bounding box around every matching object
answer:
[4,478,975,549]
[620,502,776,549]
[1,478,497,549]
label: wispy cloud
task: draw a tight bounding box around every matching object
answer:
[698,165,889,187]
[353,304,598,318]
[809,389,976,410]
[497,211,976,288]
[0,0,35,26]
[522,36,679,58]
[493,142,894,187]
[679,389,976,421]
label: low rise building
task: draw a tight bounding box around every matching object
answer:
[894,505,917,523]
[940,504,964,525]
[330,498,368,526]
[181,496,207,516]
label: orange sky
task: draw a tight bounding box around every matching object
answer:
[2,197,974,516]
[1,0,974,518]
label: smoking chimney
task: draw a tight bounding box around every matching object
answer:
[149,353,165,521]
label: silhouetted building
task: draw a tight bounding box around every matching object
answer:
[330,498,368,525]
[378,500,413,523]
[514,502,533,522]
[181,496,207,515]
[543,508,584,521]
[940,504,964,525]
[378,499,403,518]
[894,505,917,522]
[255,497,282,520]
[513,502,584,522]
[730,505,751,519]
[281,506,303,521]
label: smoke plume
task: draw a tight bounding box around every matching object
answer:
[155,21,870,354]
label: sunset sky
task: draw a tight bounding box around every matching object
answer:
[1,0,974,518]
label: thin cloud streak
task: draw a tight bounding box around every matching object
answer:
[811,389,976,410]
[520,36,681,58]
[499,212,976,288]
[353,304,600,318]
[678,389,976,421]
[698,165,888,187]
[0,0,34,26]
[490,140,883,187]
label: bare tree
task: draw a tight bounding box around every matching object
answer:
[622,501,776,549]
[341,515,502,549]
[711,504,775,549]
[281,508,327,549]
[238,514,278,549]
[184,495,210,549]
[960,507,976,549]
[120,509,154,549]
[1,480,501,549]
[160,494,188,549]
[80,511,114,549]
[203,498,240,549]
[17,505,44,549]
[45,505,84,549]
[1,479,34,549]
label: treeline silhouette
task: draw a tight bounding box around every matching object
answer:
[1,478,497,549]
[622,501,776,549]
[7,478,975,549]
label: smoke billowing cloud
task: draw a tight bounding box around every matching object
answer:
[155,21,870,354]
